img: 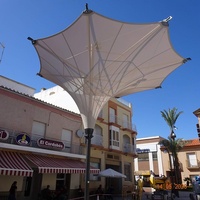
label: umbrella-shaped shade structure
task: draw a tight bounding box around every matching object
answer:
[28,5,190,200]
[98,168,126,178]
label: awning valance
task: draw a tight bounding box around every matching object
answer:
[0,151,33,176]
[25,154,99,174]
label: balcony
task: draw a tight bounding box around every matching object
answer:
[122,143,137,155]
[186,159,200,170]
[108,114,137,133]
[91,134,103,146]
[0,127,83,155]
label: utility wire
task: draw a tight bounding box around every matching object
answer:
[0,42,5,64]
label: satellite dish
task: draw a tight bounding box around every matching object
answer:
[76,130,84,138]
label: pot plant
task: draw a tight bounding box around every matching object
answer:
[184,177,191,186]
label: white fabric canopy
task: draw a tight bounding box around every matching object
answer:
[29,10,188,129]
[98,168,126,178]
[29,7,189,200]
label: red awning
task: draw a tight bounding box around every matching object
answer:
[25,154,99,174]
[0,151,33,176]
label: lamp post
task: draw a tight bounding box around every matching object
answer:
[170,130,176,140]
[170,130,177,199]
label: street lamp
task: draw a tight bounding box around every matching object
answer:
[170,129,180,199]
[170,130,176,141]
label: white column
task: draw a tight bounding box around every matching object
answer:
[157,144,164,175]
[134,157,139,171]
[149,152,155,193]
[149,152,154,171]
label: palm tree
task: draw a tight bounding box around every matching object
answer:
[160,108,184,184]
[161,107,183,133]
[159,136,185,183]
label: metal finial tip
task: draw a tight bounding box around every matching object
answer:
[86,3,88,11]
[83,3,92,14]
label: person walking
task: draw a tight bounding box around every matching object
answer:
[8,181,17,200]
[41,185,52,200]
[96,184,104,200]
[77,185,84,197]
[137,176,144,200]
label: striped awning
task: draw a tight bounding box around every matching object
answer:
[25,154,100,174]
[0,151,33,176]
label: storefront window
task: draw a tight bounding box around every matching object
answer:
[90,162,100,181]
[56,173,66,190]
[138,153,149,161]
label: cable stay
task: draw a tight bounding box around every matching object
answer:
[0,42,5,64]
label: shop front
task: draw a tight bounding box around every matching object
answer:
[0,150,99,200]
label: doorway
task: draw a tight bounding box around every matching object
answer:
[105,165,122,194]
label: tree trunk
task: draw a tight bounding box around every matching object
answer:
[174,154,182,184]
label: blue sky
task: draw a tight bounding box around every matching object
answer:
[0,1,199,140]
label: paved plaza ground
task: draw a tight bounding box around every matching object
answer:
[111,190,195,200]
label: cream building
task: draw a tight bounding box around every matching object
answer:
[0,76,95,199]
[135,107,200,188]
[0,76,137,199]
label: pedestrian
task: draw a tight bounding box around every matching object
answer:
[41,185,52,200]
[96,185,104,200]
[77,185,84,197]
[96,184,104,194]
[137,176,144,200]
[193,176,200,200]
[55,186,68,200]
[105,185,114,200]
[8,181,17,200]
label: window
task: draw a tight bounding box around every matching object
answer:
[122,114,129,129]
[90,162,100,181]
[152,152,158,160]
[109,108,116,123]
[31,121,46,142]
[187,153,198,167]
[124,163,132,181]
[123,135,131,153]
[62,129,72,149]
[56,174,66,190]
[138,153,149,161]
[109,126,120,150]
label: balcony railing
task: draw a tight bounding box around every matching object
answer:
[122,143,137,155]
[109,114,137,132]
[81,135,137,156]
[186,159,200,169]
[91,134,103,146]
[0,127,83,155]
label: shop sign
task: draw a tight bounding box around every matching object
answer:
[136,148,150,154]
[37,138,64,150]
[134,170,151,176]
[16,133,31,145]
[0,129,9,140]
